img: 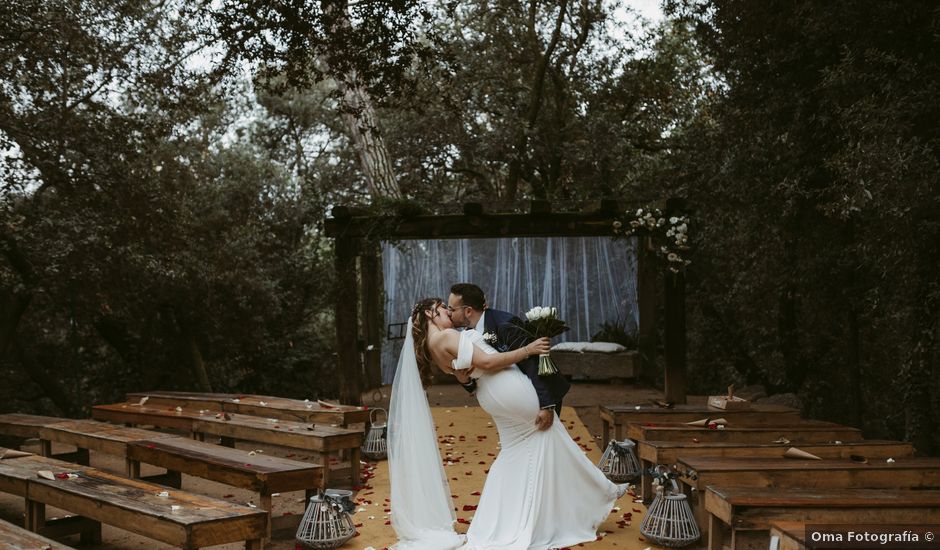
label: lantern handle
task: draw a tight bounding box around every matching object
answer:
[370,407,388,424]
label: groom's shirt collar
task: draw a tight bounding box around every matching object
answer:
[475,310,486,332]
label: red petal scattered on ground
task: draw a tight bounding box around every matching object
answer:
[470,491,481,496]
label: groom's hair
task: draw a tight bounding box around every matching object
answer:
[450,283,486,310]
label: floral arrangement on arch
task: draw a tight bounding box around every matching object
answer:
[612,207,691,273]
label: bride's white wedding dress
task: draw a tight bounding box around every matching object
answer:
[388,327,622,550]
[456,330,622,550]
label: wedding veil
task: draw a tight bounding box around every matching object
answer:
[387,320,465,549]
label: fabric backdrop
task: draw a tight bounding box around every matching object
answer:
[380,236,638,384]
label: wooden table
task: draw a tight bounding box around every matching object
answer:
[679,456,940,539]
[127,391,371,427]
[769,521,807,550]
[626,420,862,445]
[93,403,363,487]
[705,486,940,550]
[636,439,915,502]
[599,403,801,444]
[0,517,74,549]
[127,437,322,533]
[0,453,267,549]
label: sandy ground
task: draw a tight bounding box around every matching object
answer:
[0,382,674,549]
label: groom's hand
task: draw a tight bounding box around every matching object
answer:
[535,409,554,431]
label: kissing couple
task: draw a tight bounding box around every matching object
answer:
[387,283,628,550]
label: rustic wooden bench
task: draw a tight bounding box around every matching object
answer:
[769,521,807,550]
[0,452,267,549]
[127,391,371,427]
[705,486,940,550]
[680,456,940,540]
[36,418,321,533]
[626,420,862,445]
[127,437,322,533]
[0,517,74,549]
[92,403,362,487]
[636,439,915,502]
[599,403,801,444]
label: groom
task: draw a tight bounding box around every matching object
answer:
[447,283,570,431]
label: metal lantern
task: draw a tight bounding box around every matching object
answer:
[361,408,388,460]
[639,468,700,547]
[597,439,642,482]
[324,489,355,513]
[296,492,357,549]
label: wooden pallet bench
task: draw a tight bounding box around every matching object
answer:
[127,391,371,427]
[599,403,801,444]
[127,438,322,533]
[626,419,862,445]
[0,517,74,549]
[705,486,940,550]
[0,452,267,549]
[92,403,362,487]
[36,418,322,533]
[679,456,940,540]
[636,439,915,502]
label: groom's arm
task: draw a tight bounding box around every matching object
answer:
[497,320,556,411]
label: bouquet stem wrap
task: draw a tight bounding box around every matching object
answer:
[537,352,559,376]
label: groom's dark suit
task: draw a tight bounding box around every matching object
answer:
[484,308,570,415]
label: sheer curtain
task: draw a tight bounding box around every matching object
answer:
[381,236,638,384]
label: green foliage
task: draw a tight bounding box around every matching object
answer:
[591,321,636,349]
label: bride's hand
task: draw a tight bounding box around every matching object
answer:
[525,337,552,357]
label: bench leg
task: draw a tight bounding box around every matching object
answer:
[245,538,263,550]
[319,452,330,489]
[708,514,724,550]
[350,447,361,486]
[602,418,611,446]
[39,439,52,457]
[126,457,140,478]
[260,492,273,539]
[640,459,653,503]
[221,436,237,448]
[25,499,44,531]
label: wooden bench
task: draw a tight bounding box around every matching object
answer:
[681,456,940,539]
[127,438,322,533]
[127,391,371,427]
[0,452,267,549]
[626,420,862,445]
[636,439,915,502]
[599,403,801,444]
[0,414,65,440]
[705,486,940,550]
[36,418,321,533]
[93,403,363,487]
[0,517,74,549]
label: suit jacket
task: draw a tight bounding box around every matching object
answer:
[483,308,570,412]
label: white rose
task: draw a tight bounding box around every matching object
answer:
[677,223,688,233]
[551,307,557,316]
[636,208,643,217]
[612,220,622,229]
[526,308,538,321]
[540,306,551,318]
[669,216,678,224]
[667,252,679,262]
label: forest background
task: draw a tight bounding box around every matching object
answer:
[1,0,937,454]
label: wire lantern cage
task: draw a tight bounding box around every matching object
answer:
[639,466,700,547]
[296,491,357,549]
[597,438,642,482]
[361,408,388,460]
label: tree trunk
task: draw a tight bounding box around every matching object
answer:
[505,0,569,201]
[338,75,401,199]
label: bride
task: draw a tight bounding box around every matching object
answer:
[389,298,627,550]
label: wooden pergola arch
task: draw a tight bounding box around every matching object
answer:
[324,198,688,406]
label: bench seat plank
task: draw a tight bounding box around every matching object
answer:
[636,439,915,502]
[705,486,940,550]
[127,391,371,427]
[1,454,266,549]
[599,403,801,443]
[627,420,862,444]
[0,414,66,440]
[0,517,73,550]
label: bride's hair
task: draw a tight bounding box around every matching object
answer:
[411,297,442,387]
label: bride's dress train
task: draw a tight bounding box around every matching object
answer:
[457,330,622,549]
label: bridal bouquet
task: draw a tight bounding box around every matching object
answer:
[518,306,570,376]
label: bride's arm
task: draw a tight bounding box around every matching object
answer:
[439,332,551,372]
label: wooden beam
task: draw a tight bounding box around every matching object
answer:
[663,265,687,404]
[636,236,659,387]
[359,248,383,390]
[334,236,363,405]
[324,212,619,239]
